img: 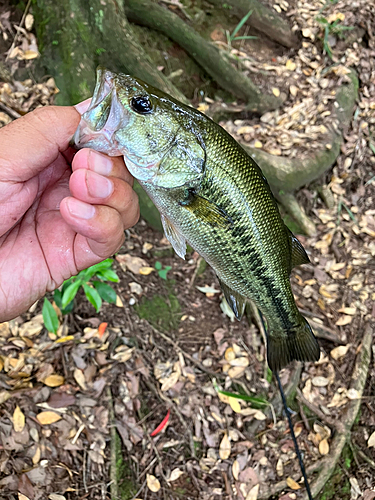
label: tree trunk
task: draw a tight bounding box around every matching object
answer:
[32,0,187,105]
[206,0,300,49]
[125,0,283,113]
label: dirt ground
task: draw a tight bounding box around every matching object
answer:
[0,1,374,500]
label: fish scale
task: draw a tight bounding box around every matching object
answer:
[73,68,320,372]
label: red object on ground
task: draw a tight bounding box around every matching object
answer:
[98,322,108,338]
[150,409,171,437]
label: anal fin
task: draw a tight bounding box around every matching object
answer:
[161,214,186,260]
[219,278,246,321]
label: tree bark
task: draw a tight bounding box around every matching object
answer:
[206,0,300,48]
[32,0,187,105]
[125,0,283,113]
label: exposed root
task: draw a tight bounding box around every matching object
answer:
[277,191,316,236]
[301,324,373,499]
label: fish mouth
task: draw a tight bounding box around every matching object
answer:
[73,68,129,156]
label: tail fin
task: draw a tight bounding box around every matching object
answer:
[267,318,320,372]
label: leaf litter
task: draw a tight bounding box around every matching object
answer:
[0,0,374,499]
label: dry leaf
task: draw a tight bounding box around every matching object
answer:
[272,87,280,97]
[169,468,184,482]
[368,431,375,448]
[74,368,87,390]
[36,411,62,425]
[25,13,34,30]
[219,432,231,460]
[254,140,263,148]
[146,474,161,493]
[286,60,296,71]
[330,344,350,360]
[224,347,236,361]
[43,374,64,387]
[286,477,301,490]
[32,446,41,465]
[13,405,25,433]
[139,266,154,275]
[232,459,240,480]
[116,254,149,274]
[319,438,329,455]
[23,50,39,60]
[335,315,353,326]
[246,484,260,500]
[311,376,329,387]
[228,397,242,413]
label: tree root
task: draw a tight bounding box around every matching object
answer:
[301,323,373,499]
[277,191,316,236]
[33,0,187,105]
[206,0,299,48]
[243,70,359,192]
[125,0,283,112]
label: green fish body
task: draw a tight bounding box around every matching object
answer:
[73,68,320,372]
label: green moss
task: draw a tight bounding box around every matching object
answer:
[135,287,181,331]
[113,431,138,499]
[320,446,353,500]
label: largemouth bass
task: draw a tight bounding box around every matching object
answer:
[73,68,320,372]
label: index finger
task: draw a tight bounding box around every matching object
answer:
[0,105,81,182]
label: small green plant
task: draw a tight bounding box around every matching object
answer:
[42,258,119,334]
[316,16,354,58]
[154,261,172,280]
[226,10,257,47]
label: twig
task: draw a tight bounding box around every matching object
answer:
[301,324,373,500]
[188,256,203,289]
[296,388,344,433]
[5,0,32,61]
[308,319,344,344]
[350,441,375,470]
[130,479,147,500]
[0,102,21,120]
[107,387,119,500]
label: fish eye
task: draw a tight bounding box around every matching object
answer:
[131,95,152,114]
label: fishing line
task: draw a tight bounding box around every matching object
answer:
[257,310,314,500]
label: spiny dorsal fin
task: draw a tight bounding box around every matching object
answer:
[161,214,186,260]
[182,192,233,229]
[218,278,246,321]
[286,228,310,269]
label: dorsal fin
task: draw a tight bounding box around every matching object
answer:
[286,228,310,269]
[218,278,246,321]
[161,214,186,260]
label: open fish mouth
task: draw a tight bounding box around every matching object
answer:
[72,68,129,156]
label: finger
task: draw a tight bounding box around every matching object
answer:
[72,148,133,186]
[75,98,92,115]
[0,106,81,182]
[59,199,128,258]
[68,169,139,226]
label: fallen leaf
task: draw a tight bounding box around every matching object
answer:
[147,474,161,493]
[311,376,329,387]
[43,374,65,387]
[139,266,154,275]
[286,477,301,490]
[219,432,231,460]
[335,315,353,326]
[330,344,351,360]
[286,59,296,71]
[169,468,184,482]
[368,431,375,448]
[228,397,242,413]
[254,140,263,148]
[49,495,67,500]
[13,405,25,433]
[116,254,149,274]
[36,411,62,425]
[32,446,41,465]
[232,459,240,480]
[272,87,280,97]
[246,484,260,500]
[319,438,329,455]
[25,13,34,30]
[73,368,87,390]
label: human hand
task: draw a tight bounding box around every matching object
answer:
[0,103,139,321]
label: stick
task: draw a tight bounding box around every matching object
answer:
[5,0,32,61]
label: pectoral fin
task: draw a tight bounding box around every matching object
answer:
[161,214,186,260]
[182,191,233,229]
[219,279,246,320]
[286,228,310,269]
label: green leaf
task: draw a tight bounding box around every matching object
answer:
[230,9,253,40]
[83,284,102,312]
[61,280,82,309]
[96,269,119,282]
[232,35,257,41]
[79,259,114,281]
[154,261,162,270]
[42,298,59,335]
[218,390,268,408]
[53,288,63,309]
[93,281,117,303]
[158,266,171,280]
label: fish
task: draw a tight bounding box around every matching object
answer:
[73,68,320,372]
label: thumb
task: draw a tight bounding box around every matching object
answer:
[0,106,81,182]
